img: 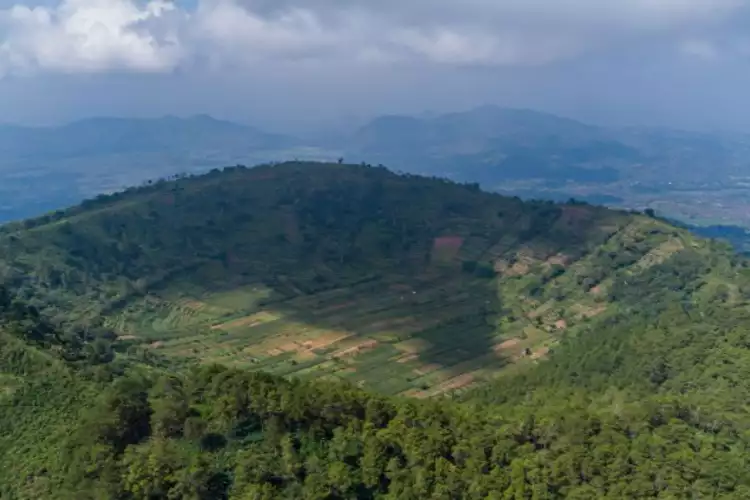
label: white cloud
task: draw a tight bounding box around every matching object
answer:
[0,0,182,76]
[0,0,748,76]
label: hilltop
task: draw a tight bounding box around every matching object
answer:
[5,162,750,497]
[0,161,739,397]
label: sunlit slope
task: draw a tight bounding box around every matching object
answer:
[0,161,727,395]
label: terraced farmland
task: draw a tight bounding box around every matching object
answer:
[0,161,699,397]
[112,272,553,396]
[106,215,679,396]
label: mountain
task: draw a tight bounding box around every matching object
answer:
[0,115,295,160]
[0,116,323,223]
[344,106,750,228]
[4,162,750,497]
[0,161,632,392]
[5,106,750,230]
[345,105,750,185]
[0,161,741,395]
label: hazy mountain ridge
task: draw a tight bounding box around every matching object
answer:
[0,115,317,222]
[4,106,750,228]
[344,105,750,184]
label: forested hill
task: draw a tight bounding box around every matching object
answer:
[5,162,750,497]
[0,161,745,396]
[0,161,666,395]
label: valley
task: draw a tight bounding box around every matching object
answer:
[6,107,750,235]
[1,162,638,395]
[4,161,750,498]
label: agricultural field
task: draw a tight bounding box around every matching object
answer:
[0,162,696,397]
[103,218,661,397]
[112,272,561,396]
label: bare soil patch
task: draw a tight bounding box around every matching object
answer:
[304,332,352,350]
[493,338,521,352]
[395,353,418,364]
[319,301,357,314]
[331,340,379,359]
[212,311,277,330]
[531,346,550,360]
[394,338,431,354]
[546,254,570,267]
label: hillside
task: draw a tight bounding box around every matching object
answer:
[5,162,750,497]
[0,161,739,398]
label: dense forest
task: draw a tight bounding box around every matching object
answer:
[4,162,750,498]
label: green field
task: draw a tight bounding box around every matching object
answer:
[101,214,685,396]
[0,162,706,397]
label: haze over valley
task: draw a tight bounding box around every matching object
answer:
[5,106,750,236]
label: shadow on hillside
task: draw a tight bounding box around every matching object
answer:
[249,266,510,391]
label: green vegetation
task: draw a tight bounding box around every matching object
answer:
[0,161,638,396]
[5,161,750,498]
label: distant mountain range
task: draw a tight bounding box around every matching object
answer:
[0,114,296,160]
[342,105,750,186]
[0,115,322,222]
[3,106,750,226]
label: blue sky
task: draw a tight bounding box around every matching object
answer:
[1,0,750,133]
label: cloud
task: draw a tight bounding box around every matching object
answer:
[0,0,182,76]
[0,0,748,76]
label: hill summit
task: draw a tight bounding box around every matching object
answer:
[0,161,738,396]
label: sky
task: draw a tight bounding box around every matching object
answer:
[1,0,750,133]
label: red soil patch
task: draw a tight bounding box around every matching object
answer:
[117,335,138,341]
[412,363,442,376]
[493,338,520,352]
[433,236,464,251]
[560,206,592,225]
[434,373,475,395]
[495,258,530,276]
[304,332,351,350]
[432,236,465,262]
[278,342,302,352]
[395,353,418,364]
[319,301,357,314]
[212,313,271,330]
[531,346,550,360]
[150,341,164,349]
[554,319,567,330]
[182,300,205,310]
[295,350,317,361]
[589,285,603,295]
